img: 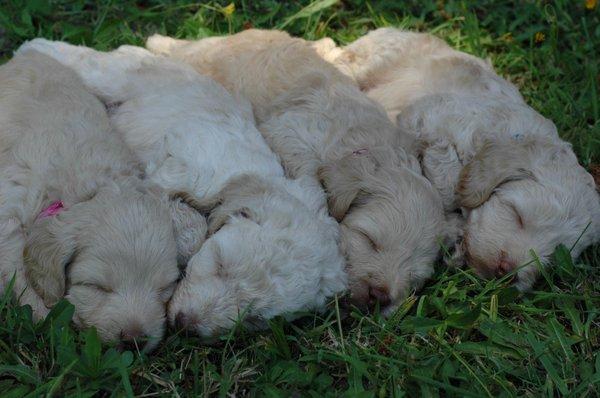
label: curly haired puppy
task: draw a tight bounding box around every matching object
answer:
[324,28,600,289]
[0,50,202,350]
[21,39,347,337]
[146,30,457,315]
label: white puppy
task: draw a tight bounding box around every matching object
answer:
[20,39,347,337]
[146,30,457,315]
[0,50,200,350]
[326,28,600,289]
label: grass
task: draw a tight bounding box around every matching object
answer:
[1,0,599,396]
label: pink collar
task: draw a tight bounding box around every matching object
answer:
[38,201,65,219]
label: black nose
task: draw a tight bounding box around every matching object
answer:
[368,285,391,309]
[174,312,197,331]
[118,329,147,351]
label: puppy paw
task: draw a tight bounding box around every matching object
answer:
[421,139,462,211]
[146,34,185,56]
[168,197,208,266]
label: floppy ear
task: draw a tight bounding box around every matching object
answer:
[145,34,190,56]
[317,150,381,221]
[24,214,78,307]
[457,139,536,209]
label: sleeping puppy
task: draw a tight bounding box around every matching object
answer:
[145,29,457,315]
[399,95,600,290]
[20,39,347,337]
[0,51,203,350]
[324,28,600,289]
[319,28,524,121]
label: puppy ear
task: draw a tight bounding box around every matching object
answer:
[24,214,78,307]
[317,150,380,221]
[145,34,190,56]
[457,139,536,208]
[168,195,208,266]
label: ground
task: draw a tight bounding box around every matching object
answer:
[0,0,599,396]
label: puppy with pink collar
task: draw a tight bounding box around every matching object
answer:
[0,50,204,350]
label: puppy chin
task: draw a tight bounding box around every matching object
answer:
[514,266,540,291]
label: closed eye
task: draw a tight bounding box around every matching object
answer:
[234,207,253,220]
[509,204,525,228]
[72,282,114,294]
[158,282,177,301]
[358,230,380,252]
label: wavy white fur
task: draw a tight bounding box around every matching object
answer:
[19,39,347,337]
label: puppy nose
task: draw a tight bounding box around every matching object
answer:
[118,328,147,351]
[368,285,391,309]
[174,312,197,330]
[495,256,517,278]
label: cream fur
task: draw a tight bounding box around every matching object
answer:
[0,51,188,350]
[327,28,600,289]
[20,39,347,337]
[145,30,454,314]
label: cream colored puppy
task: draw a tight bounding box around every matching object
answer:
[322,28,524,121]
[20,39,347,337]
[327,28,600,289]
[0,51,202,350]
[146,30,456,315]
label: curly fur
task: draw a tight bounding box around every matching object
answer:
[145,29,455,314]
[20,39,347,337]
[324,28,600,289]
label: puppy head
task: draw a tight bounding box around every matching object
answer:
[318,147,448,315]
[168,175,346,337]
[457,137,600,290]
[24,184,181,351]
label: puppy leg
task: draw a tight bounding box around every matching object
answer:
[168,197,207,266]
[0,217,48,319]
[421,139,463,211]
[146,34,190,56]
